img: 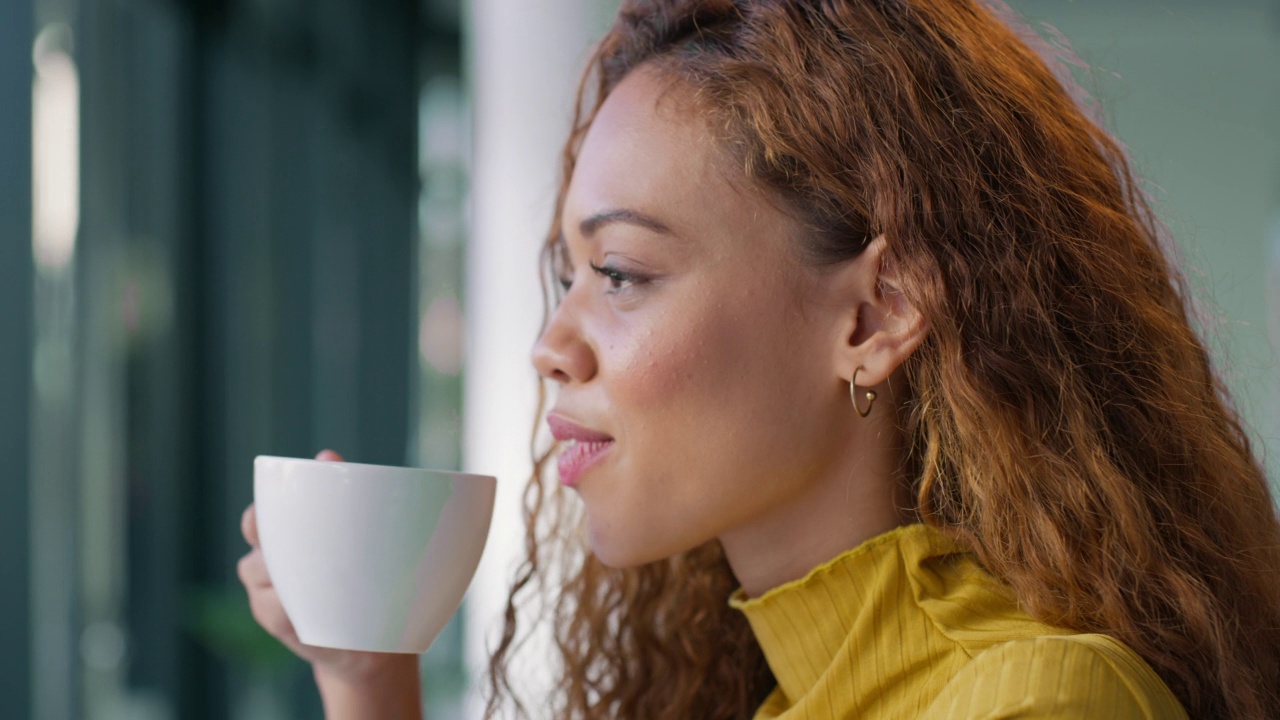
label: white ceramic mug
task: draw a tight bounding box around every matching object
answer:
[253,455,496,653]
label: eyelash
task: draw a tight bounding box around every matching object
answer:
[592,261,641,293]
[558,262,643,294]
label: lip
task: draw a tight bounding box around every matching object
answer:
[547,414,614,487]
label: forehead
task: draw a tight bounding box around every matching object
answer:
[564,68,736,232]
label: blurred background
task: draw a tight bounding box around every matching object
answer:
[0,0,1276,718]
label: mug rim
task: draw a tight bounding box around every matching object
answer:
[253,454,496,484]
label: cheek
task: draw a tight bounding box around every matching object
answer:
[604,282,810,454]
[609,323,704,417]
[606,298,747,411]
[586,300,815,564]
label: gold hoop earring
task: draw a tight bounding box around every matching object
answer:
[851,367,877,418]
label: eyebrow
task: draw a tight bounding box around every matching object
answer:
[579,208,674,238]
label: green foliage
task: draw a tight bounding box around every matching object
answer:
[184,586,305,677]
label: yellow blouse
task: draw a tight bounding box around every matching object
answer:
[729,523,1188,719]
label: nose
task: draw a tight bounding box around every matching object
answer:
[531,296,598,385]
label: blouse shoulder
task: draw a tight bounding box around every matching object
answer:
[921,634,1189,720]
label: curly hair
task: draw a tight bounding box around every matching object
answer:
[484,1,1280,718]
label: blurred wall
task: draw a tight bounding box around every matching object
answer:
[462,0,618,714]
[28,0,426,717]
[0,0,34,717]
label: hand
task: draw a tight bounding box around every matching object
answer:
[238,450,422,718]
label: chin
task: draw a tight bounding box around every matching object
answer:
[590,547,646,569]
[585,522,695,569]
[587,534,653,569]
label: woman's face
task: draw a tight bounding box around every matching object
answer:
[532,68,863,568]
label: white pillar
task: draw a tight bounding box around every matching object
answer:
[463,2,614,716]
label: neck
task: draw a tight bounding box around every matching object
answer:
[718,414,913,598]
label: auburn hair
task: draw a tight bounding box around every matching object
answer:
[485,1,1280,718]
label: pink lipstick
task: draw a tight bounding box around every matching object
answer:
[547,414,614,487]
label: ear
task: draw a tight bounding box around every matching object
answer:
[830,235,928,388]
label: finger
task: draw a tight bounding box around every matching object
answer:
[316,449,345,462]
[244,582,309,660]
[237,548,272,589]
[241,504,259,547]
[247,585,298,642]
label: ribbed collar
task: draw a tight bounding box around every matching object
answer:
[729,523,968,705]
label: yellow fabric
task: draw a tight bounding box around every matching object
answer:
[729,524,1188,720]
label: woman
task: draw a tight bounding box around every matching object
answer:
[238,0,1280,718]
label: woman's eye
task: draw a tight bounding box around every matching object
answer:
[589,262,640,293]
[557,272,573,292]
